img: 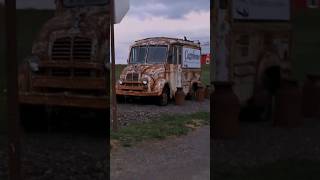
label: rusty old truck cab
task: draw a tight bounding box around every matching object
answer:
[18,0,111,109]
[116,37,203,106]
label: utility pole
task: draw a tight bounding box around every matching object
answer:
[5,0,22,179]
[110,0,118,131]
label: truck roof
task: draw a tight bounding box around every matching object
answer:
[133,37,201,48]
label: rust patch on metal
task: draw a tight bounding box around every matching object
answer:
[18,2,110,109]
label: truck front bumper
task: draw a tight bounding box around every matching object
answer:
[116,88,161,97]
[19,92,109,109]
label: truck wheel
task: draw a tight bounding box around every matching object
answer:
[158,87,169,106]
[186,84,197,100]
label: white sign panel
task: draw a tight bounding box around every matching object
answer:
[182,48,201,69]
[233,0,290,20]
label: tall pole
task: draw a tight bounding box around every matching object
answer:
[110,0,118,131]
[5,0,21,179]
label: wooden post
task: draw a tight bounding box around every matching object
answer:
[5,0,22,179]
[110,0,118,131]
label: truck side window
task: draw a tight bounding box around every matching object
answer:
[177,46,182,65]
[169,45,182,65]
[168,46,174,64]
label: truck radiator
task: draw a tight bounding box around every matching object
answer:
[51,36,92,62]
[126,73,139,81]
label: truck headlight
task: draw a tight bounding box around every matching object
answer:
[119,80,123,85]
[27,55,40,72]
[142,80,148,85]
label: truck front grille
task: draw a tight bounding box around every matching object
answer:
[52,37,72,61]
[51,36,92,62]
[126,73,139,81]
[73,37,92,62]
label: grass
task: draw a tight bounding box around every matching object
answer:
[214,159,320,180]
[201,64,210,85]
[110,112,209,147]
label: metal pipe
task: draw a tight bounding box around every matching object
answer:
[5,0,22,179]
[110,0,118,131]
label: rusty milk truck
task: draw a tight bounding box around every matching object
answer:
[18,0,129,128]
[116,37,204,106]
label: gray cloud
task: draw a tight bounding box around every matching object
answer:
[129,0,210,19]
[1,0,210,18]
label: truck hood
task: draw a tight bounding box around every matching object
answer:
[120,64,166,80]
[32,7,109,57]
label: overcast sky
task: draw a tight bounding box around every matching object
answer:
[1,0,210,64]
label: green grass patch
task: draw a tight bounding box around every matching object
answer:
[201,64,210,85]
[214,159,320,180]
[111,112,209,147]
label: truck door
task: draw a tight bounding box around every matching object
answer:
[171,45,182,88]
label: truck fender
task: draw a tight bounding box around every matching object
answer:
[154,79,170,96]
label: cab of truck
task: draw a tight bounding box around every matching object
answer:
[18,0,116,110]
[116,37,204,106]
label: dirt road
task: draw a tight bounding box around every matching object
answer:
[111,126,210,180]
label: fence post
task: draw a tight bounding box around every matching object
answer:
[110,0,118,132]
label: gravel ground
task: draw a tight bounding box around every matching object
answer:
[213,118,320,175]
[1,99,209,179]
[115,99,210,127]
[1,134,107,180]
[111,126,210,180]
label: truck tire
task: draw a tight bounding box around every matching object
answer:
[158,87,169,106]
[186,84,197,100]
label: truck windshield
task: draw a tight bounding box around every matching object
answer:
[63,0,108,7]
[129,46,167,64]
[130,46,147,64]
